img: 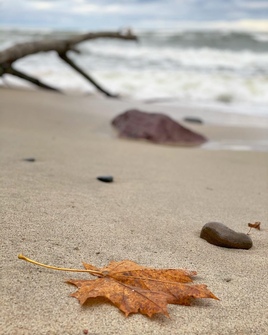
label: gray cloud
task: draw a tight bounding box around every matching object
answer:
[0,0,267,30]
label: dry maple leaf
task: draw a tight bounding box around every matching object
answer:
[18,255,219,318]
[248,222,261,230]
[247,221,261,234]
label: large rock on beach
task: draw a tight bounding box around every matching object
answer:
[111,109,207,146]
[200,222,252,250]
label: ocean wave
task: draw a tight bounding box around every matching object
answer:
[79,41,268,75]
[1,28,268,116]
[138,30,268,52]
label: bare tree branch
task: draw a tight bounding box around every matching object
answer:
[0,30,137,96]
[3,66,61,92]
[58,52,117,97]
[0,31,137,64]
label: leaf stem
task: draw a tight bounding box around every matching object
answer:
[18,254,102,276]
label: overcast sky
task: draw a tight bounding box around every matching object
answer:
[0,0,268,31]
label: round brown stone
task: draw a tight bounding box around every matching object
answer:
[200,222,252,250]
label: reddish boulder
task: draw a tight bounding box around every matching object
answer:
[111,109,207,146]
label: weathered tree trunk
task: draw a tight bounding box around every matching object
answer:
[0,31,137,96]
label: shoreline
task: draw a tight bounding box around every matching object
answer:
[2,85,268,126]
[1,87,268,152]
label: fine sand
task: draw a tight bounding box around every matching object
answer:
[1,88,268,335]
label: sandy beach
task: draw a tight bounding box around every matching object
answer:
[1,88,268,335]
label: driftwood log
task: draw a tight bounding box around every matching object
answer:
[0,31,137,96]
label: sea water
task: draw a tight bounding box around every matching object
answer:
[0,27,268,118]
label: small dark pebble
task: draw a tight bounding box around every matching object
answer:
[183,117,203,124]
[224,278,232,282]
[97,176,113,183]
[200,222,252,250]
[23,158,36,162]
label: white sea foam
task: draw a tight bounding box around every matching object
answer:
[252,33,268,42]
[80,41,268,73]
